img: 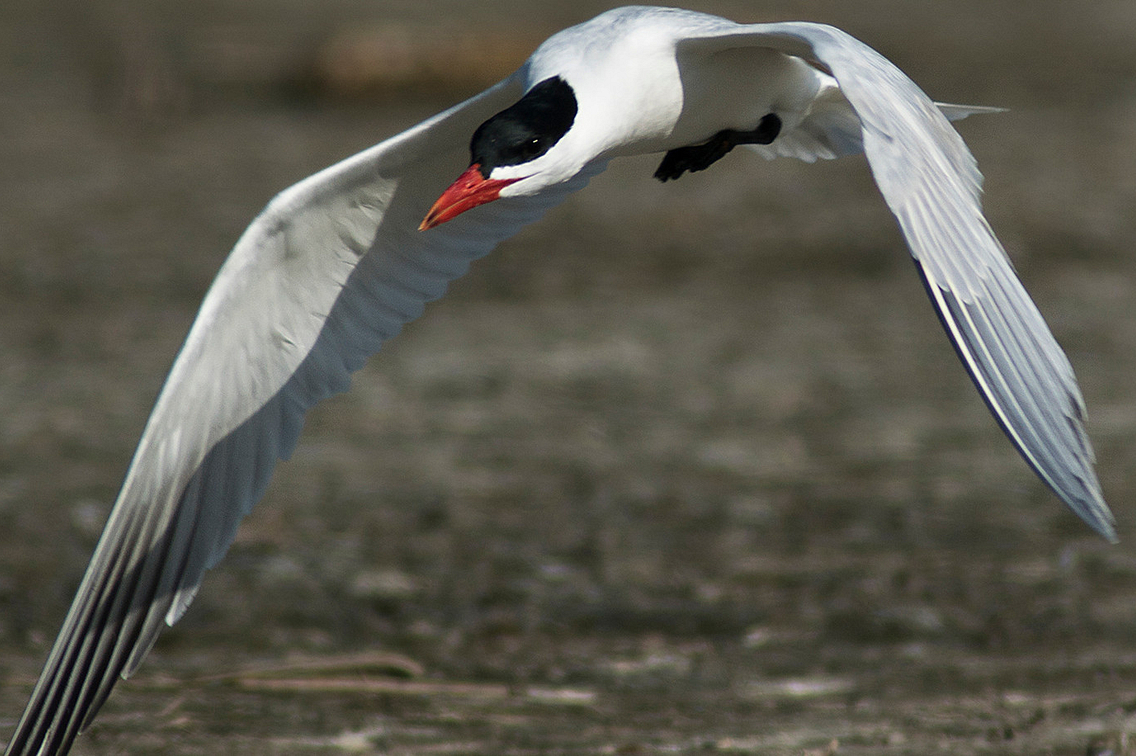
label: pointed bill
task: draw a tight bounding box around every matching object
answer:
[420,164,521,230]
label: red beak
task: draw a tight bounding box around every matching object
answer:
[419,164,521,231]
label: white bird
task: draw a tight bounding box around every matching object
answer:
[5,6,1116,755]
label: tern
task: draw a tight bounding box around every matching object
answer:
[5,6,1116,755]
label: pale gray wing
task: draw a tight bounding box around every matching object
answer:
[679,23,1116,540]
[745,77,1002,163]
[6,73,607,756]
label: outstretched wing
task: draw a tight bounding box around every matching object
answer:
[744,77,1002,164]
[5,73,606,756]
[678,22,1115,540]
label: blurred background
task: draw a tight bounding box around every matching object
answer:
[2,1,1136,753]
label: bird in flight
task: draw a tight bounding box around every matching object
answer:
[5,6,1115,755]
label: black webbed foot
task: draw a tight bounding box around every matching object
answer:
[653,113,782,182]
[654,132,734,181]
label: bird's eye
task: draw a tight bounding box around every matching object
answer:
[518,136,546,159]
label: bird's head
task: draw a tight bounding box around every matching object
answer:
[420,76,582,230]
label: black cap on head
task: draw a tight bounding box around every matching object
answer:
[470,77,578,177]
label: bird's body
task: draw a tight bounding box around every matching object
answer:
[5,7,1116,755]
[516,9,819,159]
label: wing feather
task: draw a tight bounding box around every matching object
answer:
[680,20,1114,539]
[5,73,606,756]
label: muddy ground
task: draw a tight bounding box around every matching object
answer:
[3,1,1136,754]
